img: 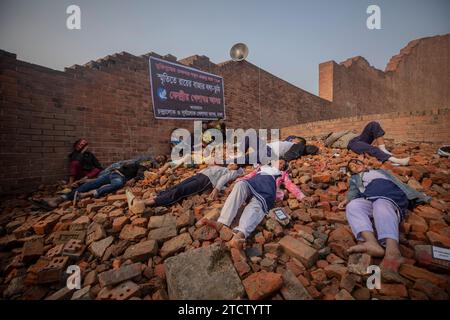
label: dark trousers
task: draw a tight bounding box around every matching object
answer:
[348,121,390,162]
[154,173,212,206]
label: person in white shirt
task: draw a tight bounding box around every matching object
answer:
[235,136,305,165]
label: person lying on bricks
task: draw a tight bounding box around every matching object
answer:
[42,161,153,208]
[154,146,221,181]
[99,154,167,178]
[156,135,208,177]
[68,139,103,187]
[338,159,431,278]
[324,121,411,166]
[126,162,245,214]
[234,135,313,165]
[156,153,198,178]
[198,158,314,249]
[202,119,226,146]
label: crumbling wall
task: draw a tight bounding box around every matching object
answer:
[319,34,450,116]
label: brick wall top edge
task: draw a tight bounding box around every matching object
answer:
[281,108,450,131]
[2,47,316,96]
[0,49,17,59]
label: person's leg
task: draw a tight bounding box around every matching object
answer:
[135,175,208,208]
[44,168,110,207]
[374,135,393,156]
[234,197,266,239]
[74,174,110,196]
[359,121,396,156]
[44,195,67,208]
[94,173,126,198]
[154,174,211,206]
[348,140,391,163]
[346,198,385,257]
[345,198,374,240]
[358,121,386,144]
[374,136,385,146]
[217,181,251,227]
[371,199,404,272]
[43,174,107,207]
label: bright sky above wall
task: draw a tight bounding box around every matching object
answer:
[1,0,449,94]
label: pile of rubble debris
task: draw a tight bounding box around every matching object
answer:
[0,140,449,300]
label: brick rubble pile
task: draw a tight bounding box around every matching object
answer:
[0,140,449,300]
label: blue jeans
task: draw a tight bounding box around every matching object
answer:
[63,172,126,200]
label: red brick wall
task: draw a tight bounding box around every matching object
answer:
[281,108,450,144]
[319,34,450,116]
[0,50,332,194]
[1,34,448,194]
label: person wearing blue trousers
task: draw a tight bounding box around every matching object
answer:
[43,161,149,208]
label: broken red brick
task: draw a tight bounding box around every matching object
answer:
[242,271,283,300]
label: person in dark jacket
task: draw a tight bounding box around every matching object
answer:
[43,161,150,208]
[338,159,431,274]
[99,154,166,177]
[126,163,244,214]
[68,139,103,186]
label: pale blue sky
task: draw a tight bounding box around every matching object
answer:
[1,0,449,94]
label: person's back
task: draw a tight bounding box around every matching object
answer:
[324,130,358,148]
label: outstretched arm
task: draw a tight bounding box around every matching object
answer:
[282,174,306,200]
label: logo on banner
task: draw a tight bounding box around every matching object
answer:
[157,87,168,101]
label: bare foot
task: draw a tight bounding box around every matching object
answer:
[347,241,385,257]
[229,232,245,250]
[143,198,156,206]
[46,197,63,208]
[196,218,223,231]
[79,190,95,198]
[380,254,405,273]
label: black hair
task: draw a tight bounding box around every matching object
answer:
[296,136,307,144]
[227,161,246,169]
[346,158,365,173]
[73,139,82,149]
[279,157,289,171]
[157,154,168,163]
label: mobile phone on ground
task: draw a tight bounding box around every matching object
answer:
[274,208,288,221]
